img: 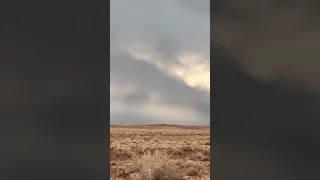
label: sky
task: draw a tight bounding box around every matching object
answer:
[110,0,210,125]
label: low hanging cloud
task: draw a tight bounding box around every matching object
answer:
[110,52,210,125]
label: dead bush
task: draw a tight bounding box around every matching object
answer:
[132,145,145,155]
[131,150,182,180]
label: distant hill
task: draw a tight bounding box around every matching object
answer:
[110,124,209,129]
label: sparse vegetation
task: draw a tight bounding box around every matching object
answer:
[110,125,210,180]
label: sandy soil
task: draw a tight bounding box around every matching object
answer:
[110,124,210,180]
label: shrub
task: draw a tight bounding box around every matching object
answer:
[131,150,182,180]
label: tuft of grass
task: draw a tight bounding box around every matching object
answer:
[131,150,182,180]
[131,145,145,155]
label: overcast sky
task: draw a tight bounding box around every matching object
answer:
[110,0,210,125]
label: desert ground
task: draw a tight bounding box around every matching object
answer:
[110,124,210,180]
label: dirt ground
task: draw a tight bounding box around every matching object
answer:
[110,124,210,180]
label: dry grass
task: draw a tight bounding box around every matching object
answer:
[131,150,182,180]
[110,125,210,180]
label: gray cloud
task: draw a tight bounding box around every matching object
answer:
[110,52,209,125]
[111,53,209,105]
[110,0,210,63]
[110,0,210,125]
[178,0,210,17]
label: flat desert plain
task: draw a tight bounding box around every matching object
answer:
[110,124,210,180]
